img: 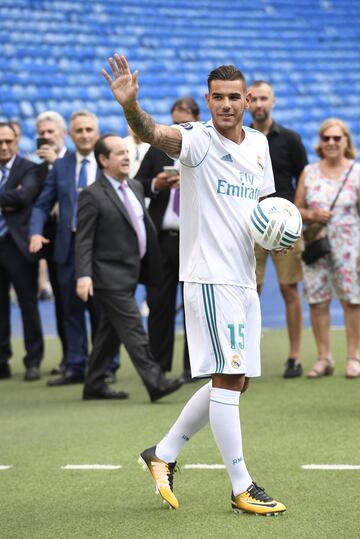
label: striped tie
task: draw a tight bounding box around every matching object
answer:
[0,166,8,186]
[0,166,9,237]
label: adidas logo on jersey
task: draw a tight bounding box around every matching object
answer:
[268,206,280,214]
[221,153,233,162]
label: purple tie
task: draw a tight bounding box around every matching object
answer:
[173,187,180,216]
[119,183,146,258]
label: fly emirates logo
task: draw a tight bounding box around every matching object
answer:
[216,171,260,200]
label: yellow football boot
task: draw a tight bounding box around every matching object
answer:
[138,446,179,510]
[231,482,286,516]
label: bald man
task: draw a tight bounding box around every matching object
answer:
[248,80,308,379]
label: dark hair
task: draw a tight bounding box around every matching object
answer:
[94,133,118,169]
[0,122,17,135]
[207,65,247,91]
[171,97,200,119]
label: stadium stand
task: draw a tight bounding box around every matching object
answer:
[0,0,360,158]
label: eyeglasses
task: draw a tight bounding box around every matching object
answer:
[321,135,343,143]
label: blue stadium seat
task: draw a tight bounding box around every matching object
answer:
[0,0,359,160]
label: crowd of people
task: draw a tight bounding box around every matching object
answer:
[0,77,359,396]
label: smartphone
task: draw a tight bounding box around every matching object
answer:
[36,137,51,149]
[163,166,178,177]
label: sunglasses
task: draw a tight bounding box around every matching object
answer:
[321,135,343,143]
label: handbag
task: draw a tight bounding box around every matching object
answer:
[302,162,355,265]
[302,233,331,265]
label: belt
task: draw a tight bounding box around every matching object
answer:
[160,229,179,237]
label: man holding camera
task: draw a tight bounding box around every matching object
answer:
[34,111,68,374]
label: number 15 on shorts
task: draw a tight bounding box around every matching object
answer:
[227,324,245,350]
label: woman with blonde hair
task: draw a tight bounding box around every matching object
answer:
[295,118,360,378]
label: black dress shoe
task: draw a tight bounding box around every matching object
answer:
[180,370,198,383]
[104,370,117,384]
[283,358,303,379]
[49,364,66,376]
[83,386,129,400]
[24,366,41,381]
[47,373,84,386]
[148,377,183,402]
[0,362,11,379]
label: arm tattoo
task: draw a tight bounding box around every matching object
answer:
[124,103,182,156]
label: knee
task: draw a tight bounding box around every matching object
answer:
[310,302,330,315]
[279,283,299,303]
[212,374,246,392]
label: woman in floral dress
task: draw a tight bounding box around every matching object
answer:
[295,118,360,378]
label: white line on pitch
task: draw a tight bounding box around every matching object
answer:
[0,465,12,470]
[62,464,122,470]
[302,464,360,470]
[183,464,225,469]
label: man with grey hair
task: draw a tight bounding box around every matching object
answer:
[36,110,67,165]
[34,110,68,374]
[30,110,111,386]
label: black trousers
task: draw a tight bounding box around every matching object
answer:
[56,242,120,377]
[0,235,43,368]
[147,230,190,373]
[85,289,163,395]
[43,216,67,362]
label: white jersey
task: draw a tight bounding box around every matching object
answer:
[173,120,275,288]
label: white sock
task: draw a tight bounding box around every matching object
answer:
[156,381,211,463]
[209,387,252,496]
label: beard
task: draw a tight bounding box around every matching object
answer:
[252,109,270,122]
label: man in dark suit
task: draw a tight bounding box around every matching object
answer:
[0,122,44,381]
[135,97,200,381]
[75,134,183,401]
[30,111,119,385]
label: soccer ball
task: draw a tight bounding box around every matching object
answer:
[250,197,302,250]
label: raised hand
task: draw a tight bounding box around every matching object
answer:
[102,54,139,108]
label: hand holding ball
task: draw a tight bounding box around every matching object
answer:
[250,197,302,250]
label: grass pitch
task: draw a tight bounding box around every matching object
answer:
[1,329,359,539]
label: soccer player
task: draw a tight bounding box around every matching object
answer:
[102,54,286,516]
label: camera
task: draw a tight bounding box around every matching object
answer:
[36,137,51,149]
[163,166,178,177]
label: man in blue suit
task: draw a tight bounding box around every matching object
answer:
[30,111,117,385]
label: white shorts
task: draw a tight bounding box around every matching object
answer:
[183,283,261,378]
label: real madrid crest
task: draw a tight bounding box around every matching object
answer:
[231,354,242,369]
[256,155,264,170]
